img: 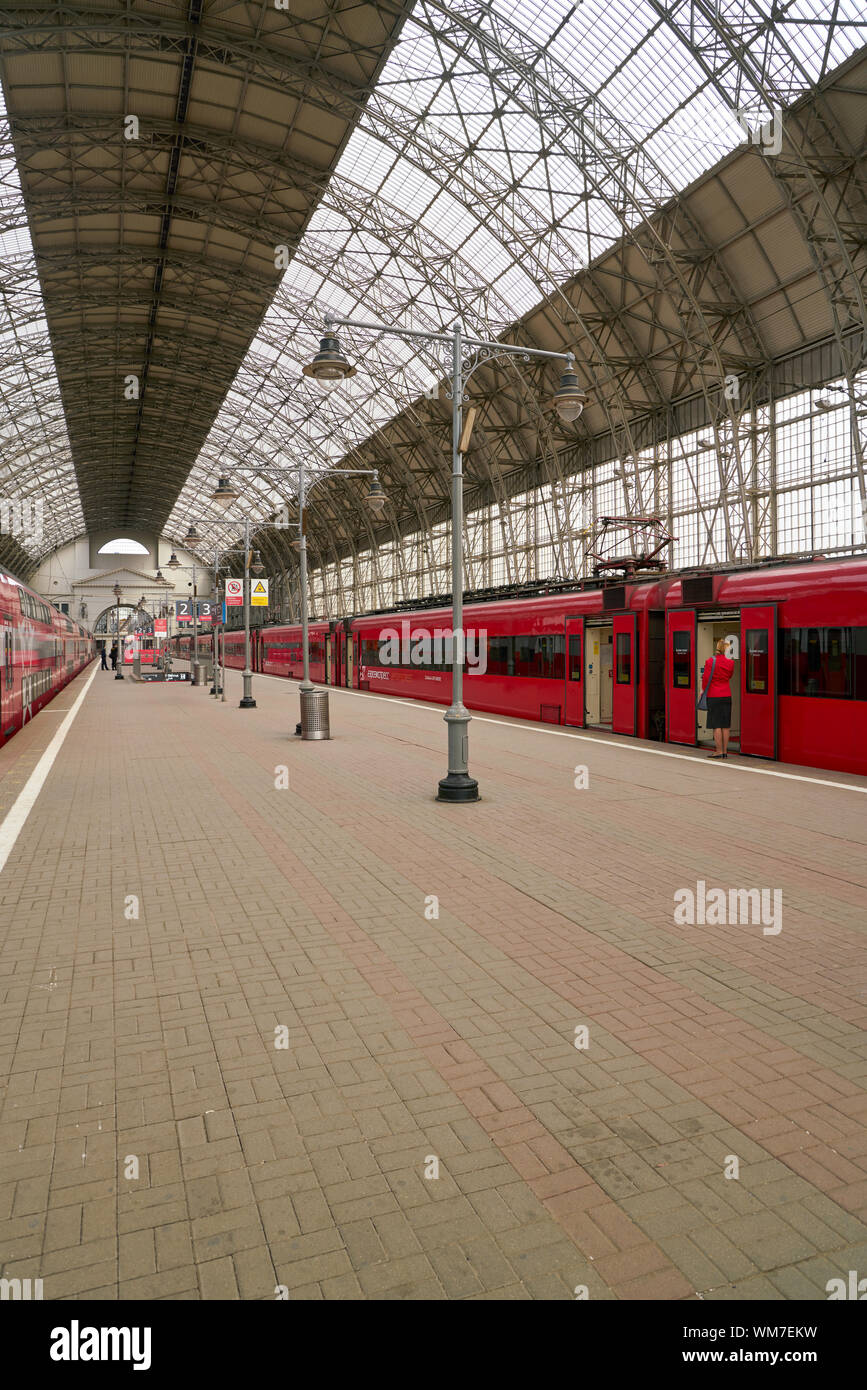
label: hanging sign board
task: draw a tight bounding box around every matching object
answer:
[250,579,269,608]
[154,618,167,637]
[225,578,243,607]
[198,600,217,624]
[175,599,193,624]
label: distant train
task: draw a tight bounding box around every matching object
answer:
[0,569,94,743]
[171,555,867,777]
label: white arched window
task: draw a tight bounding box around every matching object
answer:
[97,538,150,555]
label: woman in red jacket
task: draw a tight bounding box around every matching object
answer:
[702,637,736,758]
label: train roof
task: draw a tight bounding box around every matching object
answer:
[0,566,91,635]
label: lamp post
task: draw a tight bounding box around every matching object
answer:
[112,583,124,680]
[303,317,584,801]
[211,470,384,718]
[191,492,263,708]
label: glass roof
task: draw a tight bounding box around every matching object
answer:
[2,2,864,565]
[167,0,867,555]
[0,89,85,562]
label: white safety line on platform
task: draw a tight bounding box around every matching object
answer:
[247,671,867,796]
[0,665,99,877]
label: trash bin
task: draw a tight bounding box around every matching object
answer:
[299,688,330,741]
[192,661,205,686]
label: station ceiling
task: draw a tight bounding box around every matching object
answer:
[0,1,865,578]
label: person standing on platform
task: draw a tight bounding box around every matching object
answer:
[110,642,118,671]
[100,644,108,670]
[701,637,736,759]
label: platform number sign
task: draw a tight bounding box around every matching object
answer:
[197,600,217,624]
[175,599,192,624]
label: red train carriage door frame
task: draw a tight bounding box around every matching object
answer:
[666,608,696,744]
[740,603,777,759]
[0,624,11,733]
[612,614,638,736]
[564,617,585,726]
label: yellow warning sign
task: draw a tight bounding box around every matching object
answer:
[251,578,269,607]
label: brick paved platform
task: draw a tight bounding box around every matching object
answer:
[1,661,866,1301]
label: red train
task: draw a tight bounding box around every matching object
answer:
[173,555,867,777]
[0,569,94,742]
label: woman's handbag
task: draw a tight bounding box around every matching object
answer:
[697,655,717,711]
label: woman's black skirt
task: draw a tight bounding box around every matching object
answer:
[706,696,732,730]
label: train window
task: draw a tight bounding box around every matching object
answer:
[486,636,513,676]
[4,631,11,689]
[745,629,769,693]
[615,632,632,684]
[513,636,564,679]
[779,627,861,700]
[362,638,381,667]
[672,631,691,688]
[568,634,581,681]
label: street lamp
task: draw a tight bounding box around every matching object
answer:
[112,582,124,680]
[230,465,387,714]
[164,549,203,676]
[303,316,583,801]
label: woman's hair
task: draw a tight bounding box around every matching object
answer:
[715,637,728,653]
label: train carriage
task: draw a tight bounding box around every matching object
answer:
[0,569,94,743]
[169,555,865,778]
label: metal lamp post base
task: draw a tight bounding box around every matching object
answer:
[436,772,480,803]
[239,696,257,708]
[114,670,124,680]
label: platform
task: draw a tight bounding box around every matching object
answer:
[0,662,866,1301]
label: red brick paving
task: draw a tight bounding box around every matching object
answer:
[0,663,865,1300]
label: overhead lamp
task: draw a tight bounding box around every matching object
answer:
[112,583,122,598]
[365,476,388,513]
[155,569,164,582]
[302,329,356,391]
[167,552,180,569]
[697,438,716,451]
[251,551,265,576]
[552,358,586,423]
[815,394,833,412]
[211,475,239,507]
[184,524,201,546]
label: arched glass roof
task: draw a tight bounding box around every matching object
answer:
[0,0,863,573]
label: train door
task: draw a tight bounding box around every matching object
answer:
[326,634,333,686]
[584,622,612,726]
[346,632,355,687]
[740,603,777,758]
[612,613,638,736]
[564,617,584,726]
[0,625,12,733]
[695,616,741,749]
[666,608,696,744]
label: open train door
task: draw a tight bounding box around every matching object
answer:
[666,608,696,744]
[0,625,11,735]
[740,603,777,759]
[612,613,638,736]
[564,616,584,726]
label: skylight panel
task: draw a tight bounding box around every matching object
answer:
[0,93,84,560]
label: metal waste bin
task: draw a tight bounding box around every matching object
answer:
[300,688,330,741]
[192,661,205,686]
